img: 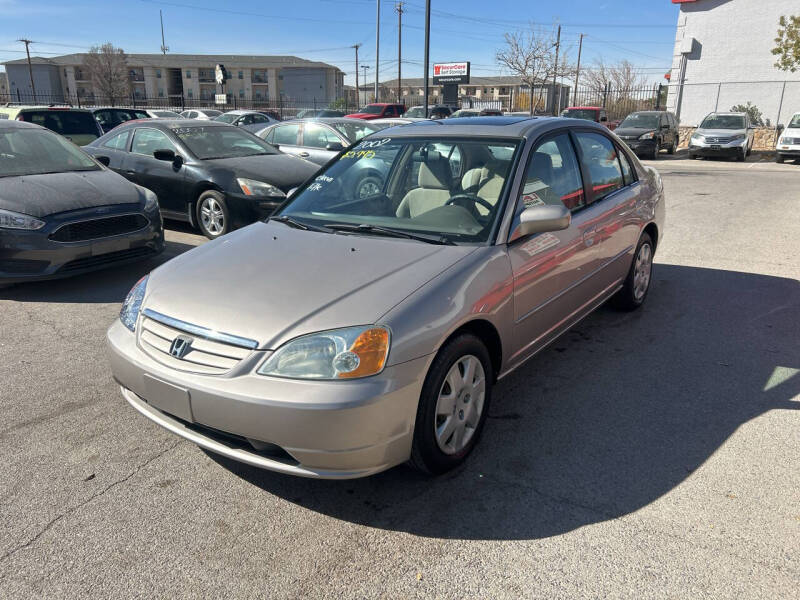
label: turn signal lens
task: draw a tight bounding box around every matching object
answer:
[337,327,390,379]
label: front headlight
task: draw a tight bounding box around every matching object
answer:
[237,177,286,198]
[639,131,656,140]
[143,188,159,212]
[730,134,746,143]
[691,133,704,143]
[258,325,390,380]
[120,275,148,332]
[0,208,45,230]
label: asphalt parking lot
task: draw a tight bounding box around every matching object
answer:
[1,153,798,599]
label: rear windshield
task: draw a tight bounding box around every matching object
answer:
[562,109,598,121]
[214,113,240,123]
[330,121,379,142]
[619,113,661,129]
[360,105,385,115]
[173,125,278,159]
[202,110,222,118]
[0,128,99,177]
[20,110,99,140]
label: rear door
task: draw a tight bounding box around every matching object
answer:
[94,129,132,171]
[572,130,641,290]
[507,131,597,363]
[122,127,186,212]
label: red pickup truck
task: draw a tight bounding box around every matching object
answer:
[345,103,406,120]
[561,106,619,131]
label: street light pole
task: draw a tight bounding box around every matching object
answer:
[375,0,380,102]
[423,0,431,118]
[396,2,403,103]
[352,43,362,109]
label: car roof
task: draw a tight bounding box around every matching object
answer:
[114,119,231,130]
[0,119,43,130]
[0,105,92,113]
[706,112,746,117]
[372,115,578,138]
[288,117,380,125]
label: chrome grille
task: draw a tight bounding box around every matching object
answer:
[705,136,734,144]
[138,310,256,375]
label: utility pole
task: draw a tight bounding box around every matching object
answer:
[423,0,431,117]
[352,43,362,107]
[375,0,380,102]
[160,10,169,55]
[573,33,584,106]
[18,38,36,102]
[552,24,561,115]
[361,65,370,104]
[396,2,403,103]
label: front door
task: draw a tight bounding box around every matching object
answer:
[122,127,186,213]
[300,122,344,165]
[507,132,599,365]
[266,123,303,158]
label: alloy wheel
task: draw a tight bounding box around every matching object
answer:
[200,196,225,235]
[633,242,652,301]
[434,355,486,455]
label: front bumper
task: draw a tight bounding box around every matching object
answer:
[776,143,800,158]
[689,139,747,157]
[225,192,285,228]
[0,204,164,283]
[621,139,657,154]
[107,319,428,479]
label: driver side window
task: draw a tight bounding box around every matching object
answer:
[131,128,176,156]
[517,134,585,213]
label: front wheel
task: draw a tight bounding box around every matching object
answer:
[667,141,676,155]
[737,147,746,162]
[612,232,654,311]
[776,154,785,164]
[410,334,493,475]
[196,190,230,239]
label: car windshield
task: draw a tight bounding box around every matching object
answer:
[404,106,425,118]
[620,113,661,129]
[154,111,181,118]
[359,105,385,115]
[450,110,479,118]
[214,113,241,124]
[788,114,800,128]
[330,121,380,142]
[202,110,223,118]
[700,115,745,129]
[277,136,519,244]
[0,128,100,177]
[19,110,99,141]
[562,109,597,121]
[173,125,278,159]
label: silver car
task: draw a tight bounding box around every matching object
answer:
[108,117,665,479]
[688,112,754,161]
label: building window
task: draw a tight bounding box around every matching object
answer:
[238,71,243,79]
[187,89,193,98]
[255,91,263,100]
[156,69,162,78]
[278,75,283,81]
[158,89,164,98]
[239,89,244,98]
[186,70,192,79]
[252,69,267,83]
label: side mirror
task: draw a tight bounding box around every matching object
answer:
[326,142,344,152]
[153,148,175,161]
[600,116,608,122]
[512,204,571,241]
[95,155,111,167]
[777,124,785,132]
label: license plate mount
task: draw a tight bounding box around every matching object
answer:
[142,374,193,422]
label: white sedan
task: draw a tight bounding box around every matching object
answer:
[776,112,800,164]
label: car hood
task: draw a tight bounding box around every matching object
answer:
[0,169,142,218]
[614,127,657,137]
[695,128,746,137]
[203,154,319,191]
[782,127,800,136]
[144,220,478,349]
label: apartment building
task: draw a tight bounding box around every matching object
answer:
[3,53,344,104]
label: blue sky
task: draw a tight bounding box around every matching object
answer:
[0,0,680,85]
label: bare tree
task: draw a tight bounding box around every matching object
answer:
[496,25,574,115]
[83,43,130,104]
[583,59,647,94]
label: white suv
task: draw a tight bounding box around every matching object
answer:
[776,112,800,164]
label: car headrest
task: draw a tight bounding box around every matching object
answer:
[531,152,554,181]
[418,152,452,190]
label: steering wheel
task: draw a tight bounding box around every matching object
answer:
[446,193,494,218]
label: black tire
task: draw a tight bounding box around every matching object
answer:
[409,334,493,475]
[668,142,676,155]
[689,153,699,160]
[195,190,231,239]
[776,154,785,164]
[737,147,746,162]
[611,232,654,311]
[650,144,659,160]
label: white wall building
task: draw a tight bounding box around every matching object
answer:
[667,0,800,126]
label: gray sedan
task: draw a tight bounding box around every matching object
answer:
[108,116,665,479]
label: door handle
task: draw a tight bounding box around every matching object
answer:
[582,226,597,247]
[298,152,310,158]
[125,170,136,176]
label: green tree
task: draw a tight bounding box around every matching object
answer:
[731,102,764,127]
[772,15,800,72]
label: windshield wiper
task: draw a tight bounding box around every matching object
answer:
[326,223,454,245]
[269,215,332,233]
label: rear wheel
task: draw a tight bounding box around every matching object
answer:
[196,191,230,239]
[776,154,785,164]
[410,334,493,475]
[612,232,654,311]
[689,153,699,160]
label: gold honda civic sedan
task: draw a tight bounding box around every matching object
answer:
[108,116,665,479]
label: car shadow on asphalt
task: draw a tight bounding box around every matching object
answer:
[0,238,198,304]
[209,263,800,540]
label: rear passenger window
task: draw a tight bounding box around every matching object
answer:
[575,132,624,203]
[518,133,585,215]
[618,149,635,186]
[102,130,130,151]
[273,124,300,146]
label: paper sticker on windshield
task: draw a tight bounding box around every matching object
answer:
[522,193,545,208]
[341,149,376,160]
